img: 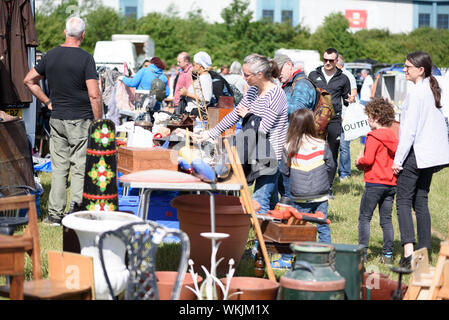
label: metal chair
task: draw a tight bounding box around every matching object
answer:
[96,220,190,300]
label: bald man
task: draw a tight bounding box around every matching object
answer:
[173,51,193,113]
[24,16,102,225]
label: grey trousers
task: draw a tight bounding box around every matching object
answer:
[48,118,92,217]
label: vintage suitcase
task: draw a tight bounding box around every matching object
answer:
[117,146,178,174]
[258,219,317,243]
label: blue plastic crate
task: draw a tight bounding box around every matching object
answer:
[18,190,42,218]
[147,191,179,221]
[118,195,140,215]
[118,191,179,221]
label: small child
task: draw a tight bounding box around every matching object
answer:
[271,108,335,269]
[355,98,398,265]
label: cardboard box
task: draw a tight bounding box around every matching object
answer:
[258,219,317,243]
[117,146,178,174]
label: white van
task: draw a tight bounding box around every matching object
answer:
[93,40,137,74]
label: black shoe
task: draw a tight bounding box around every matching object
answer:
[66,202,82,214]
[399,255,412,269]
[43,215,62,226]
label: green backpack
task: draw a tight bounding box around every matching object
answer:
[149,74,166,102]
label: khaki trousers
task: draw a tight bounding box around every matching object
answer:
[48,118,92,217]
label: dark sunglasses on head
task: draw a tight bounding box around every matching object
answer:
[324,58,335,63]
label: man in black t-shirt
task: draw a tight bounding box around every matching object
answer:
[24,17,102,225]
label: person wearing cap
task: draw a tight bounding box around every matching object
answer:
[274,54,317,116]
[179,51,213,116]
[274,54,318,201]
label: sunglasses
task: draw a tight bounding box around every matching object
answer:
[324,58,335,63]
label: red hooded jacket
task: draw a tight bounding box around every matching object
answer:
[357,128,399,186]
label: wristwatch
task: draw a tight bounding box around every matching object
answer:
[44,100,51,106]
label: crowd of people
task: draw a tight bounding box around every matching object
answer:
[24,16,449,271]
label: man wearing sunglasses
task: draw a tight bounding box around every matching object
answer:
[308,48,352,198]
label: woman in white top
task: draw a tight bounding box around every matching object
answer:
[392,51,449,268]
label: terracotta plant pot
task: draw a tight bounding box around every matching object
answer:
[171,194,251,275]
[156,271,203,300]
[362,272,408,300]
[219,277,280,300]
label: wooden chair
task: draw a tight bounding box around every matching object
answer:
[0,194,42,281]
[0,195,94,299]
[404,225,449,300]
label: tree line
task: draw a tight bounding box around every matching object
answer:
[35,0,449,68]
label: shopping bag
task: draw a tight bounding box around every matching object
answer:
[342,102,371,141]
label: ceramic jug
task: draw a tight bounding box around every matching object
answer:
[279,242,346,300]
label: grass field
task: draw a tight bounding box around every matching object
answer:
[4,139,449,288]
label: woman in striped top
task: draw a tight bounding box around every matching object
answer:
[200,53,288,214]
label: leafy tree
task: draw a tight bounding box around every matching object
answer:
[82,6,124,53]
[33,1,449,68]
[310,12,361,61]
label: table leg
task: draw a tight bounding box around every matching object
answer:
[139,189,153,221]
[206,191,216,249]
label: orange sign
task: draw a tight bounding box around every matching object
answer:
[345,9,367,29]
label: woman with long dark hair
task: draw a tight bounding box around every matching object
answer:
[392,51,449,268]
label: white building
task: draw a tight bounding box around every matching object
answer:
[35,0,449,33]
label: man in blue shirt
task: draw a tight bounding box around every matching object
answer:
[274,54,317,116]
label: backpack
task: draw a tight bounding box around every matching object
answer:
[149,73,166,102]
[209,70,234,106]
[292,76,335,140]
[228,83,243,105]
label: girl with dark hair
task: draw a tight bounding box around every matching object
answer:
[199,53,288,215]
[392,51,449,268]
[272,108,334,268]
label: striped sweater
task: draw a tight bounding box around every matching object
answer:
[208,85,288,160]
[280,141,335,201]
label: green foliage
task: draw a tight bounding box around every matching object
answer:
[35,0,449,68]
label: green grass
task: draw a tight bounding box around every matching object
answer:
[3,139,449,287]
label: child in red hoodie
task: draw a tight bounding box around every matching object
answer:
[355,98,399,265]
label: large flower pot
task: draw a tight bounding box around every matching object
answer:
[156,271,203,300]
[219,277,280,300]
[171,194,251,275]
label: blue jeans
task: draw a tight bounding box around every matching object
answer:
[253,163,280,214]
[278,173,291,200]
[338,129,351,178]
[293,201,331,243]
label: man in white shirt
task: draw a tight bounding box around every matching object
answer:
[336,54,357,181]
[360,69,374,106]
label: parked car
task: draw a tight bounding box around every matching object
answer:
[375,63,441,76]
[344,62,375,93]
